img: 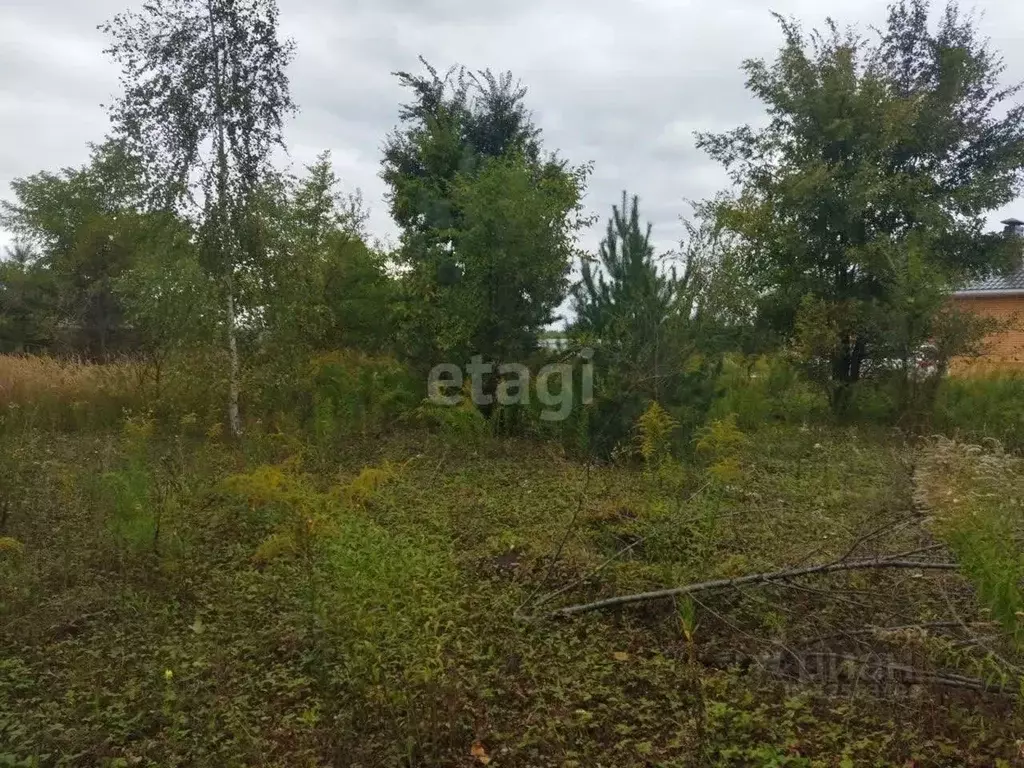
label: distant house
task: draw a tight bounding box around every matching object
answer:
[950,218,1024,372]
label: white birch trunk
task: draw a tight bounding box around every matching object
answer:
[226,286,241,436]
[207,0,241,437]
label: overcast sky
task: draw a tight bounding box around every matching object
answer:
[2,0,1024,257]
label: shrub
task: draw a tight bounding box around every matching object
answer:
[933,373,1024,451]
[305,351,418,442]
[708,354,826,430]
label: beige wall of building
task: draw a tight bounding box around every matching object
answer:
[950,295,1024,374]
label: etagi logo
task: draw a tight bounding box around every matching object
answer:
[427,350,594,422]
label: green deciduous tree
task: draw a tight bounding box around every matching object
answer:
[441,154,587,366]
[260,152,394,357]
[0,141,147,359]
[697,0,1024,411]
[102,0,296,435]
[0,244,57,354]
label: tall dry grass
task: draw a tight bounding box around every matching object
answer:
[0,349,416,434]
[0,354,145,430]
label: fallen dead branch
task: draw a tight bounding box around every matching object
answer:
[515,463,592,614]
[790,652,1019,697]
[521,481,712,616]
[837,512,921,563]
[532,557,959,620]
[794,620,998,647]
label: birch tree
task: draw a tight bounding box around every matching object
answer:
[102,0,295,435]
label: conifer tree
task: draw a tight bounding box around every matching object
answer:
[572,193,691,452]
[574,191,678,349]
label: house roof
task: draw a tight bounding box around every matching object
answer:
[954,220,1024,296]
[956,264,1024,295]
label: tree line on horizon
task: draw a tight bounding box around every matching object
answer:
[1,0,1023,445]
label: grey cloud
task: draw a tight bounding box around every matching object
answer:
[3,0,1024,257]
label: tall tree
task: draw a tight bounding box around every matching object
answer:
[570,193,680,451]
[382,59,589,372]
[0,141,146,359]
[697,0,1024,410]
[102,0,296,435]
[382,59,541,242]
[0,243,56,354]
[444,153,586,366]
[259,152,392,357]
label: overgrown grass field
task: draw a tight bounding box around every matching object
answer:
[7,0,1024,762]
[3,356,1024,766]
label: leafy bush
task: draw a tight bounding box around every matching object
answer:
[933,373,1024,451]
[709,354,826,430]
[304,351,418,442]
